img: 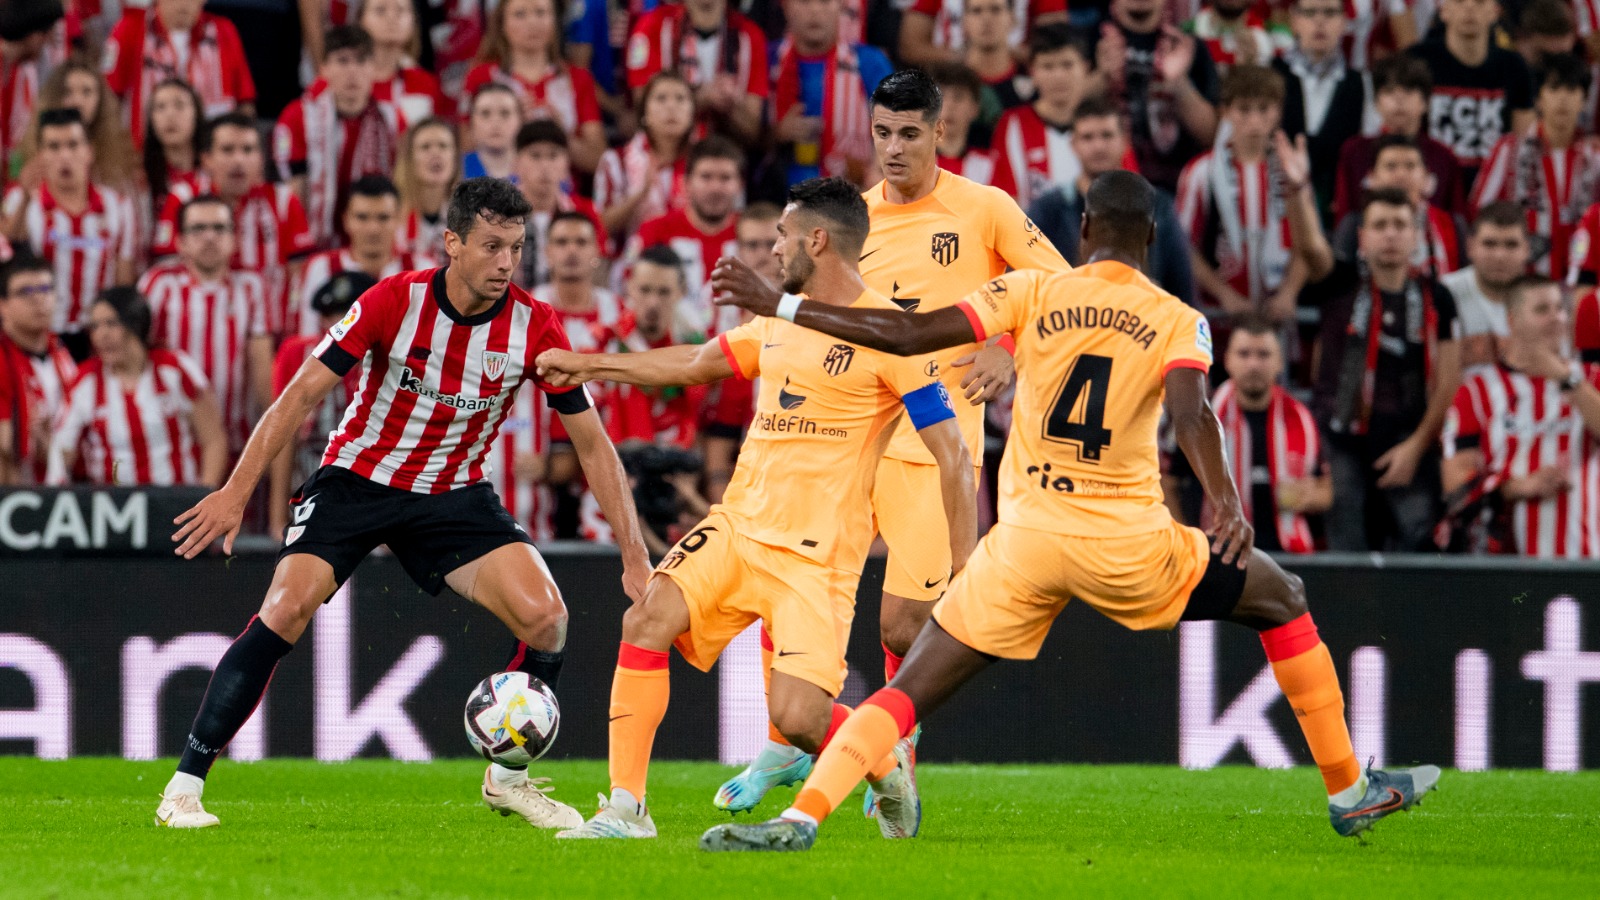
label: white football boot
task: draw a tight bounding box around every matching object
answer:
[868,737,921,839]
[481,767,584,829]
[154,792,220,828]
[555,791,658,839]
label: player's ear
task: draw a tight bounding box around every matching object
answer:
[1080,212,1092,247]
[1147,221,1156,248]
[443,229,461,261]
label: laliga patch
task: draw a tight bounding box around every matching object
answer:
[627,33,649,70]
[1571,229,1591,272]
[154,219,173,249]
[285,525,305,546]
[1195,317,1213,357]
[330,300,362,341]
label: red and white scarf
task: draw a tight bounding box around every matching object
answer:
[774,38,871,184]
[1334,271,1437,435]
[302,86,399,250]
[1209,123,1292,301]
[1209,381,1319,554]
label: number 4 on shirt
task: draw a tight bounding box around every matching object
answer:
[1044,354,1113,463]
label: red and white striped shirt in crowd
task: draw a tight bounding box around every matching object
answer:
[1469,127,1600,280]
[939,149,997,186]
[623,5,770,100]
[1567,202,1600,287]
[0,18,72,175]
[536,287,622,445]
[373,64,452,125]
[624,209,738,335]
[313,267,592,494]
[0,331,77,484]
[607,317,708,450]
[907,0,1067,50]
[594,132,689,240]
[1443,362,1600,559]
[1188,7,1282,70]
[274,82,406,248]
[1176,148,1293,302]
[485,382,555,541]
[50,349,209,486]
[514,195,610,290]
[396,208,448,264]
[102,8,255,147]
[1342,0,1407,71]
[990,106,1139,212]
[139,263,267,450]
[2,182,138,333]
[154,178,315,336]
[294,249,432,339]
[461,62,602,135]
[1415,204,1464,281]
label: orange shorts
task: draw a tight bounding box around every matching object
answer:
[653,510,856,695]
[872,457,983,601]
[933,520,1211,660]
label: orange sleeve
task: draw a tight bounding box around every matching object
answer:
[718,318,766,379]
[958,272,1035,343]
[984,184,1071,273]
[1162,309,1215,374]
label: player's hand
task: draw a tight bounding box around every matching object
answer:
[1207,498,1254,568]
[620,557,650,605]
[1373,436,1424,489]
[172,485,247,559]
[1156,26,1197,87]
[534,349,590,387]
[951,345,1014,404]
[710,256,781,316]
[1508,466,1572,501]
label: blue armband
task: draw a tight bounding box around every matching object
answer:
[903,381,955,431]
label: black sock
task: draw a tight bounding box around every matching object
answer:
[177,618,293,778]
[507,641,563,690]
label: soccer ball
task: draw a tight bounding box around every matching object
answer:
[464,672,560,766]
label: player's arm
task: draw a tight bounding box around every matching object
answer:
[1275,131,1335,282]
[1165,366,1253,567]
[536,342,735,388]
[172,356,342,558]
[557,405,652,603]
[917,416,978,576]
[1441,447,1484,496]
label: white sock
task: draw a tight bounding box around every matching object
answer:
[165,772,204,798]
[755,739,803,761]
[779,807,818,826]
[488,764,528,790]
[1330,774,1369,807]
[609,787,643,814]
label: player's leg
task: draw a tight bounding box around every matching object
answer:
[1191,548,1440,836]
[156,554,337,828]
[713,624,814,813]
[445,543,582,829]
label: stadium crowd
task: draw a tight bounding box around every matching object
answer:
[1,0,1599,559]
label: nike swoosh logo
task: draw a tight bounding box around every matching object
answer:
[776,649,805,657]
[924,576,944,589]
[764,343,782,349]
[609,714,632,722]
[1341,787,1405,819]
[860,249,880,262]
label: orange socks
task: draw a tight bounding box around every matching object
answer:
[609,642,671,802]
[761,626,791,746]
[791,689,916,823]
[1261,614,1360,796]
[883,643,904,683]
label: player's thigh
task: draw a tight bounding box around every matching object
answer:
[1181,548,1302,631]
[258,553,340,643]
[386,483,534,596]
[766,669,837,743]
[872,458,959,602]
[1069,523,1213,632]
[931,527,1068,660]
[444,542,567,643]
[654,511,758,671]
[759,549,858,697]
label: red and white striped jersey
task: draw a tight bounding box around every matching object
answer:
[0,19,71,176]
[1443,362,1600,559]
[313,267,593,494]
[294,249,432,339]
[139,263,267,450]
[514,194,610,290]
[396,209,448,264]
[373,65,452,125]
[485,382,555,541]
[1187,8,1282,70]
[273,83,406,248]
[535,287,624,355]
[1342,0,1407,71]
[622,5,770,99]
[991,106,1080,213]
[0,331,77,484]
[154,179,316,336]
[1468,128,1600,280]
[594,133,689,240]
[907,0,1067,50]
[1175,149,1292,302]
[625,209,738,336]
[50,349,209,486]
[939,149,997,186]
[461,62,602,135]
[2,183,138,333]
[102,9,255,147]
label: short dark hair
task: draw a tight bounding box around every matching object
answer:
[1220,64,1286,108]
[1472,201,1529,235]
[349,173,399,201]
[787,176,871,260]
[1085,171,1155,243]
[0,251,51,296]
[1072,94,1123,129]
[923,62,984,102]
[36,106,84,143]
[0,0,64,43]
[740,201,783,226]
[635,244,687,285]
[1359,187,1415,222]
[1371,54,1432,96]
[1027,23,1091,67]
[1537,52,1592,94]
[1229,313,1281,342]
[1370,133,1423,163]
[516,119,568,153]
[1521,0,1576,37]
[200,111,258,155]
[447,177,533,238]
[324,25,374,61]
[96,286,152,347]
[1507,274,1561,312]
[870,68,942,123]
[178,194,232,233]
[685,135,745,178]
[469,81,520,113]
[548,210,596,237]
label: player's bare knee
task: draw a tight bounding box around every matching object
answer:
[880,613,925,658]
[506,591,568,648]
[1279,570,1309,622]
[620,592,681,650]
[770,701,828,753]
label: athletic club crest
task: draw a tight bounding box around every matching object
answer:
[483,351,509,380]
[931,232,960,266]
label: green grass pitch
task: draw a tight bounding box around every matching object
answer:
[4,758,1597,898]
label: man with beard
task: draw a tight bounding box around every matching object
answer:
[1441,202,1532,369]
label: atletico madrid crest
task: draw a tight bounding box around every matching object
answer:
[931,232,960,266]
[483,351,509,381]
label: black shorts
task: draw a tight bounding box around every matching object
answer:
[278,465,533,595]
